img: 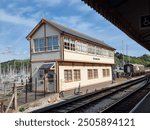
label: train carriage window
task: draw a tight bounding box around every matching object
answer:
[127,66,131,73]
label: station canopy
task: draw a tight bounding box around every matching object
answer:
[82,0,150,51]
[39,63,55,70]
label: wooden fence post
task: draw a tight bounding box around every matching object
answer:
[35,78,37,100]
[44,76,46,97]
[25,79,28,103]
[13,83,18,111]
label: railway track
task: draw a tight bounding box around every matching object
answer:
[32,75,149,113]
[101,76,150,113]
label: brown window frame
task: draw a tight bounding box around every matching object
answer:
[74,69,81,81]
[94,69,98,78]
[107,69,110,77]
[64,70,72,82]
[102,69,106,77]
[88,69,93,79]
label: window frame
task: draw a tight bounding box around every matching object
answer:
[47,35,59,51]
[74,69,81,81]
[34,38,45,53]
[93,69,98,79]
[88,69,93,79]
[64,70,72,82]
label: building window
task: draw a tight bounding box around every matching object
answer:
[64,70,72,82]
[53,36,59,49]
[88,69,93,79]
[64,37,75,51]
[107,69,110,76]
[47,36,53,50]
[47,35,59,51]
[38,69,44,80]
[96,47,102,55]
[103,69,110,77]
[94,69,98,78]
[74,69,81,81]
[34,38,44,52]
[102,69,106,77]
[88,45,95,54]
[76,41,82,52]
[63,36,114,58]
[81,43,87,53]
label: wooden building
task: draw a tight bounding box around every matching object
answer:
[26,18,115,93]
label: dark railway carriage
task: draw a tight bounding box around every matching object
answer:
[124,64,145,77]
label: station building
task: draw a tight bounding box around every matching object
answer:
[26,18,115,93]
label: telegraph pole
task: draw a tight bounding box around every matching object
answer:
[122,40,125,66]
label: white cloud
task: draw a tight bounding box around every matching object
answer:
[52,15,105,40]
[0,9,37,27]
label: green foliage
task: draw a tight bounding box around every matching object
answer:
[19,107,25,112]
[115,52,150,67]
[0,59,30,74]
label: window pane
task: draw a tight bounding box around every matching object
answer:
[39,38,44,51]
[64,70,72,82]
[74,70,80,81]
[76,41,82,52]
[94,69,98,78]
[81,43,87,52]
[47,37,53,51]
[34,39,39,52]
[88,69,93,79]
[107,69,110,76]
[53,36,59,50]
[88,45,95,54]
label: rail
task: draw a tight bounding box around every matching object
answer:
[101,75,150,113]
[31,75,148,113]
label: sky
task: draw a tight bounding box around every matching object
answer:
[0,0,149,62]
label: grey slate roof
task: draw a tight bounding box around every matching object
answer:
[46,19,115,50]
[39,63,54,70]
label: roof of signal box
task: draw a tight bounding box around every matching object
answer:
[26,18,115,50]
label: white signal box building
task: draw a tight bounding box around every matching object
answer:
[26,18,115,93]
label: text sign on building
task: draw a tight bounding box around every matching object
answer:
[140,14,150,29]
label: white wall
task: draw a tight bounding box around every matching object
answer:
[31,62,56,92]
[59,63,112,91]
[32,51,60,61]
[64,50,114,64]
[31,62,46,90]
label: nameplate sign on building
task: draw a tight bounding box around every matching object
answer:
[140,14,150,29]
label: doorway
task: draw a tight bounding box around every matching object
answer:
[46,70,56,93]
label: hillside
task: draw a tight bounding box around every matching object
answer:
[0,59,30,74]
[115,52,150,67]
[0,52,150,74]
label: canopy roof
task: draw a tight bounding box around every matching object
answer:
[82,0,150,51]
[39,63,55,70]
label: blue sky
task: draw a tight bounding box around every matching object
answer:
[0,0,149,62]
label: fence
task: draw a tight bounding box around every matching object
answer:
[0,77,53,113]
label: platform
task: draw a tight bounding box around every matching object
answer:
[131,85,150,113]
